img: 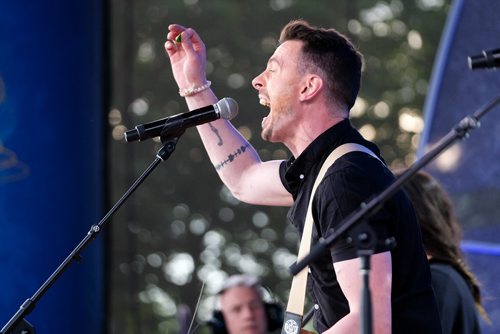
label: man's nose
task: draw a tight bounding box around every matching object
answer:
[241,306,256,319]
[252,73,264,90]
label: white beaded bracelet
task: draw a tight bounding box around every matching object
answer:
[178,80,212,97]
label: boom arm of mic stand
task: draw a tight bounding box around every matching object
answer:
[290,93,500,276]
[1,132,184,334]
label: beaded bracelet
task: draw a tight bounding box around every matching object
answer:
[178,80,212,97]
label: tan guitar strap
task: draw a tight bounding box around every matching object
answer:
[283,143,380,331]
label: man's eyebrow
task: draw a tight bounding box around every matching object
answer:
[266,57,279,67]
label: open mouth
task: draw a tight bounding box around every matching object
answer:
[259,96,270,108]
[258,96,271,128]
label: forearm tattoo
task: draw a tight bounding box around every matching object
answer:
[209,123,252,171]
[214,143,251,171]
[209,123,223,146]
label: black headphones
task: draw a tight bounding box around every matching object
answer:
[207,301,284,334]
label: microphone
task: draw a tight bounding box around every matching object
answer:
[468,48,500,70]
[124,97,238,142]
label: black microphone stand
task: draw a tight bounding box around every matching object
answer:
[289,94,500,334]
[1,126,185,334]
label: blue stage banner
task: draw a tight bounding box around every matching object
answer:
[418,0,500,332]
[0,1,105,333]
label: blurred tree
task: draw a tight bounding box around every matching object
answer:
[108,1,451,333]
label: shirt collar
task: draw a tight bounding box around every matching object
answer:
[284,119,352,192]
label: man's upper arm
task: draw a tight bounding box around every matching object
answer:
[332,251,392,333]
[235,160,293,206]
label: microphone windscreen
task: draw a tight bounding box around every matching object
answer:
[218,97,239,120]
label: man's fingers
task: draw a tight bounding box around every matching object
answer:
[167,24,189,42]
[177,29,197,54]
[168,23,187,33]
[164,39,178,55]
[165,25,205,59]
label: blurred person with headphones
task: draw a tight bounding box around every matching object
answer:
[207,274,283,334]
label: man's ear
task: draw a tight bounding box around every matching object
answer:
[299,75,324,102]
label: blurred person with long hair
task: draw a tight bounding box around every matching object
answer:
[396,169,490,334]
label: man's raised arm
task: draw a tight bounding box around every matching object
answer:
[164,24,292,206]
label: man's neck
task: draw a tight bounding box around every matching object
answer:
[284,115,346,157]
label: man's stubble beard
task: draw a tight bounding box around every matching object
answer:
[260,103,294,143]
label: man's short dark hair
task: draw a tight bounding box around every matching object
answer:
[279,19,363,110]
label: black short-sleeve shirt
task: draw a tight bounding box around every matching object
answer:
[279,119,441,333]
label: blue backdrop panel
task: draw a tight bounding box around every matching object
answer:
[0,1,105,333]
[418,0,500,331]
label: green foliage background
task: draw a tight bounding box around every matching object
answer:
[108,1,451,333]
